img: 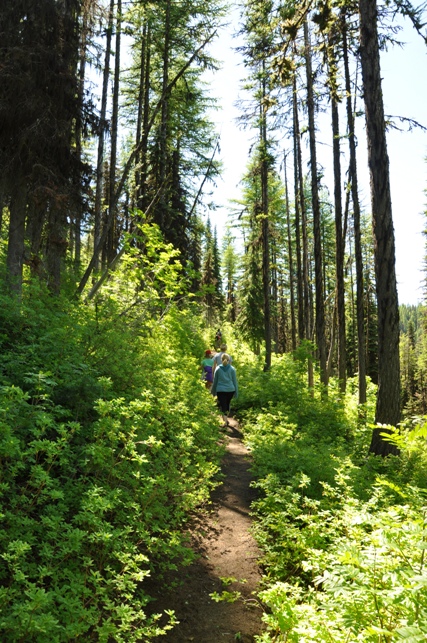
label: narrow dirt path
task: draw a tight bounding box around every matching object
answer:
[149,417,265,642]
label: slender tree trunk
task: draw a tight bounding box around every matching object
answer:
[74,3,89,267]
[342,11,367,405]
[27,199,46,263]
[107,0,121,265]
[260,66,271,371]
[46,205,67,294]
[284,151,297,351]
[135,22,148,211]
[0,186,5,232]
[294,69,311,342]
[94,0,114,272]
[6,180,27,295]
[294,66,313,389]
[359,0,400,454]
[292,72,304,343]
[328,31,346,392]
[157,0,172,233]
[271,244,278,352]
[304,20,328,391]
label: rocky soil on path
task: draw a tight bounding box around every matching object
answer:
[148,417,265,642]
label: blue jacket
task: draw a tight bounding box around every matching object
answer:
[211,364,238,398]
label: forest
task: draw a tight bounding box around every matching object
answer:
[1,0,427,641]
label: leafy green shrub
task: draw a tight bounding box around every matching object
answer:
[255,479,427,642]
[234,344,427,642]
[0,227,225,640]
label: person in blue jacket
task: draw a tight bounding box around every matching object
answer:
[211,353,238,425]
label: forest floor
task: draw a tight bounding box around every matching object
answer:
[147,417,266,642]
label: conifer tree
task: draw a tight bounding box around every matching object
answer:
[222,230,239,323]
[359,0,400,454]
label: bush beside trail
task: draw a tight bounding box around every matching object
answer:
[0,278,224,641]
[237,351,427,642]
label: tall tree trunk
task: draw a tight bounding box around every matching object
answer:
[284,151,297,351]
[292,73,304,343]
[157,0,172,233]
[107,0,121,265]
[359,0,400,454]
[94,0,114,272]
[260,66,271,371]
[27,198,46,267]
[46,205,67,294]
[6,180,27,295]
[304,20,328,391]
[74,2,90,267]
[328,31,346,392]
[294,66,313,389]
[0,185,5,232]
[342,11,366,405]
[135,22,149,212]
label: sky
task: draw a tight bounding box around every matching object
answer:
[203,10,427,306]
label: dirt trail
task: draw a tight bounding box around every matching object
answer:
[149,417,265,642]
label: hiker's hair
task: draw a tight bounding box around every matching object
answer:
[220,343,227,351]
[221,353,230,365]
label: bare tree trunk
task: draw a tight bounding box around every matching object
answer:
[157,0,172,233]
[0,182,5,233]
[328,31,346,393]
[260,65,271,371]
[107,0,121,265]
[135,22,149,212]
[46,205,67,294]
[271,244,278,352]
[342,10,366,405]
[359,0,400,454]
[6,180,27,295]
[292,72,304,343]
[304,20,328,391]
[293,66,313,389]
[74,2,90,267]
[284,151,297,351]
[94,0,114,272]
[27,199,46,265]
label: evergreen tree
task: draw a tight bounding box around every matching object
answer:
[359,0,401,454]
[221,230,239,323]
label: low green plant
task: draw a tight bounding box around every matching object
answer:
[210,590,242,603]
[232,346,427,642]
[0,228,225,641]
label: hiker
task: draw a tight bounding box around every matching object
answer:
[201,349,214,390]
[211,353,238,425]
[212,343,232,375]
[214,328,222,349]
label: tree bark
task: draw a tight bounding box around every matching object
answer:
[93,0,114,273]
[292,71,304,343]
[304,20,328,391]
[156,0,172,234]
[342,10,366,405]
[328,31,346,392]
[260,64,271,371]
[135,22,150,212]
[6,180,27,295]
[284,151,297,351]
[359,0,400,454]
[106,0,121,265]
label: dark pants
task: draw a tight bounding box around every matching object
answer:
[217,391,234,414]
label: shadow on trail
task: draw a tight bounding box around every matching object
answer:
[146,417,264,643]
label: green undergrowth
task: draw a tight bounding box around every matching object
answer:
[236,350,427,642]
[0,236,224,641]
